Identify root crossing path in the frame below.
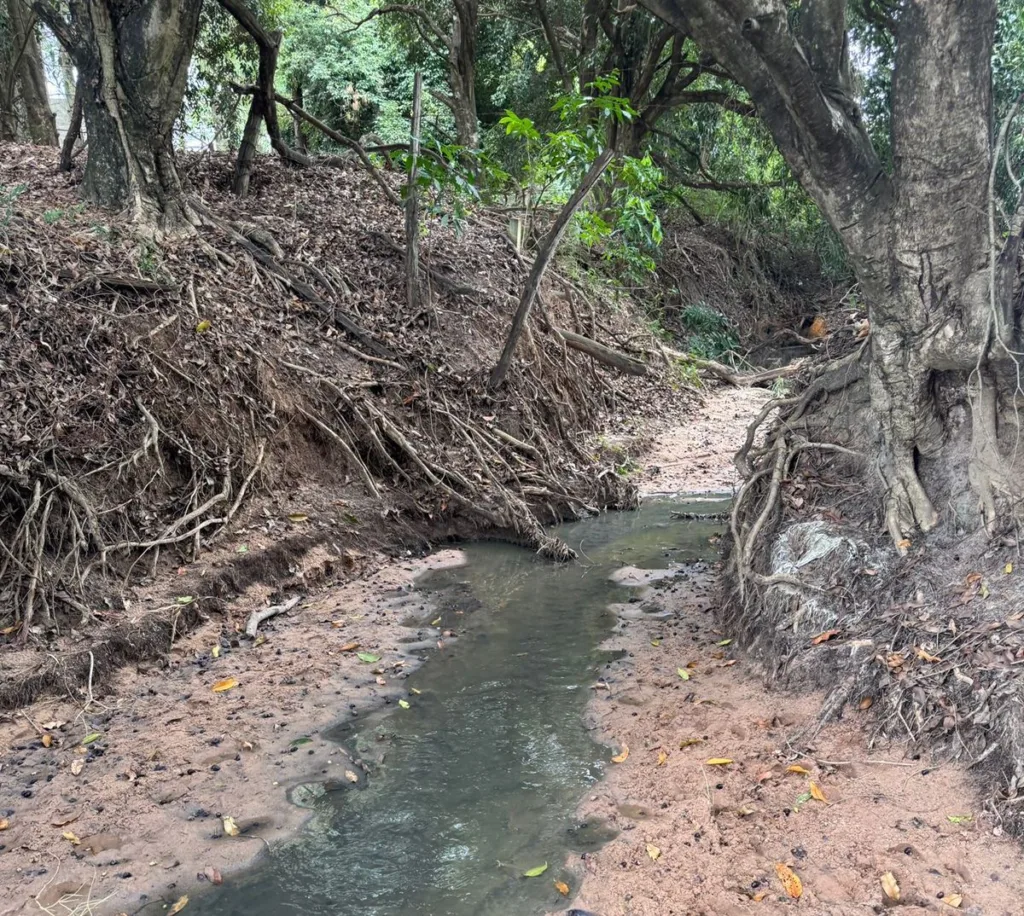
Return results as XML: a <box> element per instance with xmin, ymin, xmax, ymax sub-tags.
<box><xmin>566</xmin><ymin>388</ymin><xmax>1024</xmax><ymax>916</ymax></box>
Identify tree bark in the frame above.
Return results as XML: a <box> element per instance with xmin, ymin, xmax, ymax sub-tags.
<box><xmin>448</xmin><ymin>0</ymin><xmax>478</xmax><ymax>149</ymax></box>
<box><xmin>405</xmin><ymin>71</ymin><xmax>423</xmax><ymax>312</ymax></box>
<box><xmin>59</xmin><ymin>75</ymin><xmax>83</xmax><ymax>171</ymax></box>
<box><xmin>31</xmin><ymin>0</ymin><xmax>203</xmax><ymax>232</ymax></box>
<box><xmin>489</xmin><ymin>148</ymin><xmax>615</xmax><ymax>390</ymax></box>
<box><xmin>6</xmin><ymin>0</ymin><xmax>56</xmax><ymax>145</ymax></box>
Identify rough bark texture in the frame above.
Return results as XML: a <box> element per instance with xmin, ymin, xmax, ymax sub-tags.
<box><xmin>6</xmin><ymin>0</ymin><xmax>56</xmax><ymax>145</ymax></box>
<box><xmin>641</xmin><ymin>0</ymin><xmax>1014</xmax><ymax>548</ymax></box>
<box><xmin>58</xmin><ymin>75</ymin><xmax>82</xmax><ymax>171</ymax></box>
<box><xmin>447</xmin><ymin>0</ymin><xmax>478</xmax><ymax>149</ymax></box>
<box><xmin>31</xmin><ymin>0</ymin><xmax>202</xmax><ymax>231</ymax></box>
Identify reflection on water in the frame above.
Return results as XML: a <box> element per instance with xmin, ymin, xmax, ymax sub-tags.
<box><xmin>185</xmin><ymin>498</ymin><xmax>726</xmax><ymax>916</ymax></box>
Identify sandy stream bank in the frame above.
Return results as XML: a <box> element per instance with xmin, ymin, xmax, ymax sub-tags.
<box><xmin>2</xmin><ymin>385</ymin><xmax>1022</xmax><ymax>916</ymax></box>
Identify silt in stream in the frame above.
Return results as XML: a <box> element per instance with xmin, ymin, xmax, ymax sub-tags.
<box><xmin>183</xmin><ymin>498</ymin><xmax>726</xmax><ymax>916</ymax></box>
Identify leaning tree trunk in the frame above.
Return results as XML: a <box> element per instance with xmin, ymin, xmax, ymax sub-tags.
<box><xmin>31</xmin><ymin>0</ymin><xmax>202</xmax><ymax>232</ymax></box>
<box><xmin>6</xmin><ymin>0</ymin><xmax>57</xmax><ymax>145</ymax></box>
<box><xmin>643</xmin><ymin>0</ymin><xmax>1016</xmax><ymax>549</ymax></box>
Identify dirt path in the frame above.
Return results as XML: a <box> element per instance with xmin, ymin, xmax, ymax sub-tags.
<box><xmin>564</xmin><ymin>388</ymin><xmax>1024</xmax><ymax>915</ymax></box>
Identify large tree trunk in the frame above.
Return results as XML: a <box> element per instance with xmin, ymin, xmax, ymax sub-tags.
<box><xmin>642</xmin><ymin>0</ymin><xmax>1014</xmax><ymax>549</ymax></box>
<box><xmin>31</xmin><ymin>0</ymin><xmax>202</xmax><ymax>232</ymax></box>
<box><xmin>6</xmin><ymin>0</ymin><xmax>56</xmax><ymax>145</ymax></box>
<box><xmin>448</xmin><ymin>0</ymin><xmax>477</xmax><ymax>149</ymax></box>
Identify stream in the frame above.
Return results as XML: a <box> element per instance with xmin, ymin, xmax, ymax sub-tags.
<box><xmin>185</xmin><ymin>498</ymin><xmax>726</xmax><ymax>916</ymax></box>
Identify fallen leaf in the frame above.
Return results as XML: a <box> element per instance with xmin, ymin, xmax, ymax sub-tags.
<box><xmin>786</xmin><ymin>764</ymin><xmax>811</xmax><ymax>775</ymax></box>
<box><xmin>752</xmin><ymin>891</ymin><xmax>768</xmax><ymax>902</ymax></box>
<box><xmin>212</xmin><ymin>645</ymin><xmax>220</xmax><ymax>659</ymax></box>
<box><xmin>809</xmin><ymin>781</ymin><xmax>828</xmax><ymax>803</ymax></box>
<box><xmin>916</xmin><ymin>647</ymin><xmax>941</xmax><ymax>663</ymax></box>
<box><xmin>719</xmin><ymin>659</ymin><xmax>738</xmax><ymax>667</ymax></box>
<box><xmin>357</xmin><ymin>652</ymin><xmax>381</xmax><ymax>664</ymax></box>
<box><xmin>290</xmin><ymin>737</ymin><xmax>312</xmax><ymax>748</ymax></box>
<box><xmin>236</xmin><ymin>544</ymin><xmax>249</xmax><ymax>553</ymax></box>
<box><xmin>706</xmin><ymin>758</ymin><xmax>734</xmax><ymax>766</ymax></box>
<box><xmin>943</xmin><ymin>893</ymin><xmax>963</xmax><ymax>908</ymax></box>
<box><xmin>966</xmin><ymin>572</ymin><xmax>982</xmax><ymax>585</ymax></box>
<box><xmin>812</xmin><ymin>629</ymin><xmax>840</xmax><ymax>645</ymax></box>
<box><xmin>51</xmin><ymin>812</ymin><xmax>79</xmax><ymax>827</ymax></box>
<box><xmin>62</xmin><ymin>831</ymin><xmax>81</xmax><ymax>845</ymax></box>
<box><xmin>409</xmin><ymin>687</ymin><xmax>422</xmax><ymax>695</ymax></box>
<box><xmin>169</xmin><ymin>895</ymin><xmax>189</xmax><ymax>914</ymax></box>
<box><xmin>523</xmin><ymin>863</ymin><xmax>548</xmax><ymax>877</ymax></box>
<box><xmin>676</xmin><ymin>667</ymin><xmax>690</xmax><ymax>681</ymax></box>
<box><xmin>0</xmin><ymin>819</ymin><xmax>8</xmax><ymax>830</ymax></box>
<box><xmin>375</xmin><ymin>676</ymin><xmax>387</xmax><ymax>686</ymax></box>
<box><xmin>947</xmin><ymin>814</ymin><xmax>973</xmax><ymax>824</ymax></box>
<box><xmin>288</xmin><ymin>513</ymin><xmax>309</xmax><ymax>523</ymax></box>
<box><xmin>650</xmin><ymin>639</ymin><xmax>661</xmax><ymax>647</ymax></box>
<box><xmin>859</xmin><ymin>697</ymin><xmax>874</xmax><ymax>710</ymax></box>
<box><xmin>195</xmin><ymin>319</ymin><xmax>211</xmax><ymax>333</ymax></box>
<box><xmin>881</xmin><ymin>871</ymin><xmax>900</xmax><ymax>901</ymax></box>
<box><xmin>222</xmin><ymin>816</ymin><xmax>240</xmax><ymax>837</ymax></box>
<box><xmin>554</xmin><ymin>880</ymin><xmax>570</xmax><ymax>896</ymax></box>
<box><xmin>679</xmin><ymin>738</ymin><xmax>703</xmax><ymax>748</ymax></box>
<box><xmin>340</xmin><ymin>642</ymin><xmax>359</xmax><ymax>651</ymax></box>
<box><xmin>41</xmin><ymin>734</ymin><xmax>52</xmax><ymax>748</ymax></box>
<box><xmin>82</xmin><ymin>732</ymin><xmax>101</xmax><ymax>745</ymax></box>
<box><xmin>717</xmin><ymin>638</ymin><xmax>733</xmax><ymax>646</ymax></box>
<box><xmin>646</xmin><ymin>843</ymin><xmax>661</xmax><ymax>860</ymax></box>
<box><xmin>795</xmin><ymin>791</ymin><xmax>813</xmax><ymax>806</ymax></box>
<box><xmin>344</xmin><ymin>770</ymin><xmax>359</xmax><ymax>783</ymax></box>
<box><xmin>204</xmin><ymin>867</ymin><xmax>223</xmax><ymax>885</ymax></box>
<box><xmin>981</xmin><ymin>582</ymin><xmax>991</xmax><ymax>599</ymax></box>
<box><xmin>398</xmin><ymin>699</ymin><xmax>410</xmax><ymax>709</ymax></box>
<box><xmin>212</xmin><ymin>677</ymin><xmax>239</xmax><ymax>693</ymax></box>
<box><xmin>1005</xmin><ymin>563</ymin><xmax>1014</xmax><ymax>575</ymax></box>
<box><xmin>176</xmin><ymin>595</ymin><xmax>194</xmax><ymax>605</ymax></box>
<box><xmin>897</xmin><ymin>538</ymin><xmax>911</xmax><ymax>550</ymax></box>
<box><xmin>430</xmin><ymin>617</ymin><xmax>442</xmax><ymax>626</ymax></box>
<box><xmin>775</xmin><ymin>863</ymin><xmax>803</xmax><ymax>898</ymax></box>
<box><xmin>611</xmin><ymin>744</ymin><xmax>630</xmax><ymax>763</ymax></box>
<box><xmin>70</xmin><ymin>759</ymin><xmax>84</xmax><ymax>776</ymax></box>
<box><xmin>737</xmin><ymin>805</ymin><xmax>756</xmax><ymax>817</ymax></box>
<box><xmin>656</xmin><ymin>750</ymin><xmax>668</xmax><ymax>766</ymax></box>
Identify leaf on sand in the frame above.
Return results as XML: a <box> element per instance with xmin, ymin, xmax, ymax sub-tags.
<box><xmin>859</xmin><ymin>696</ymin><xmax>874</xmax><ymax>710</ymax></box>
<box><xmin>376</xmin><ymin>675</ymin><xmax>387</xmax><ymax>686</ymax></box>
<box><xmin>176</xmin><ymin>595</ymin><xmax>194</xmax><ymax>605</ymax></box>
<box><xmin>288</xmin><ymin>513</ymin><xmax>309</xmax><ymax>523</ymax></box>
<box><xmin>656</xmin><ymin>750</ymin><xmax>668</xmax><ymax>766</ymax></box>
<box><xmin>222</xmin><ymin>816</ymin><xmax>240</xmax><ymax>837</ymax></box>
<box><xmin>752</xmin><ymin>891</ymin><xmax>768</xmax><ymax>902</ymax></box>
<box><xmin>717</xmin><ymin>638</ymin><xmax>733</xmax><ymax>646</ymax></box>
<box><xmin>523</xmin><ymin>863</ymin><xmax>548</xmax><ymax>877</ymax></box>
<box><xmin>62</xmin><ymin>831</ymin><xmax>81</xmax><ymax>845</ymax></box>
<box><xmin>430</xmin><ymin>617</ymin><xmax>442</xmax><ymax>626</ymax></box>
<box><xmin>775</xmin><ymin>863</ymin><xmax>803</xmax><ymax>898</ymax></box>
<box><xmin>554</xmin><ymin>880</ymin><xmax>570</xmax><ymax>896</ymax></box>
<box><xmin>880</xmin><ymin>871</ymin><xmax>900</xmax><ymax>901</ymax></box>
<box><xmin>70</xmin><ymin>759</ymin><xmax>84</xmax><ymax>776</ymax></box>
<box><xmin>0</xmin><ymin>819</ymin><xmax>7</xmax><ymax>831</ymax></box>
<box><xmin>809</xmin><ymin>781</ymin><xmax>828</xmax><ymax>803</ymax></box>
<box><xmin>409</xmin><ymin>687</ymin><xmax>422</xmax><ymax>695</ymax></box>
<box><xmin>646</xmin><ymin>843</ymin><xmax>661</xmax><ymax>861</ymax></box>
<box><xmin>41</xmin><ymin>733</ymin><xmax>52</xmax><ymax>748</ymax></box>
<box><xmin>82</xmin><ymin>732</ymin><xmax>102</xmax><ymax>745</ymax></box>
<box><xmin>357</xmin><ymin>652</ymin><xmax>381</xmax><ymax>663</ymax></box>
<box><xmin>650</xmin><ymin>639</ymin><xmax>661</xmax><ymax>647</ymax></box>
<box><xmin>786</xmin><ymin>764</ymin><xmax>811</xmax><ymax>775</ymax></box>
<box><xmin>212</xmin><ymin>645</ymin><xmax>220</xmax><ymax>659</ymax></box>
<box><xmin>676</xmin><ymin>667</ymin><xmax>690</xmax><ymax>680</ymax></box>
<box><xmin>1005</xmin><ymin>563</ymin><xmax>1014</xmax><ymax>575</ymax></box>
<box><xmin>916</xmin><ymin>646</ymin><xmax>941</xmax><ymax>663</ymax></box>
<box><xmin>811</xmin><ymin>629</ymin><xmax>840</xmax><ymax>645</ymax></box>
<box><xmin>340</xmin><ymin>642</ymin><xmax>360</xmax><ymax>652</ymax></box>
<box><xmin>947</xmin><ymin>814</ymin><xmax>973</xmax><ymax>824</ymax></box>
<box><xmin>212</xmin><ymin>677</ymin><xmax>239</xmax><ymax>693</ymax></box>
<box><xmin>398</xmin><ymin>699</ymin><xmax>410</xmax><ymax>709</ymax></box>
<box><xmin>169</xmin><ymin>895</ymin><xmax>189</xmax><ymax>914</ymax></box>
<box><xmin>943</xmin><ymin>893</ymin><xmax>963</xmax><ymax>908</ymax></box>
<box><xmin>344</xmin><ymin>770</ymin><xmax>359</xmax><ymax>783</ymax></box>
<box><xmin>204</xmin><ymin>867</ymin><xmax>223</xmax><ymax>886</ymax></box>
<box><xmin>705</xmin><ymin>758</ymin><xmax>733</xmax><ymax>766</ymax></box>
<box><xmin>611</xmin><ymin>744</ymin><xmax>629</xmax><ymax>763</ymax></box>
<box><xmin>679</xmin><ymin>737</ymin><xmax>703</xmax><ymax>749</ymax></box>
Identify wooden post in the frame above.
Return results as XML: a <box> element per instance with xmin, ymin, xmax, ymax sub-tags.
<box><xmin>488</xmin><ymin>148</ymin><xmax>614</xmax><ymax>390</ymax></box>
<box><xmin>406</xmin><ymin>71</ymin><xmax>424</xmax><ymax>312</ymax></box>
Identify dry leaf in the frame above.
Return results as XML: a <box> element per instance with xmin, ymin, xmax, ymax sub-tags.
<box><xmin>705</xmin><ymin>758</ymin><xmax>734</xmax><ymax>766</ymax></box>
<box><xmin>0</xmin><ymin>819</ymin><xmax>8</xmax><ymax>831</ymax></box>
<box><xmin>169</xmin><ymin>895</ymin><xmax>189</xmax><ymax>914</ymax></box>
<box><xmin>737</xmin><ymin>805</ymin><xmax>756</xmax><ymax>817</ymax></box>
<box><xmin>646</xmin><ymin>843</ymin><xmax>661</xmax><ymax>861</ymax></box>
<box><xmin>775</xmin><ymin>863</ymin><xmax>803</xmax><ymax>899</ymax></box>
<box><xmin>204</xmin><ymin>866</ymin><xmax>223</xmax><ymax>885</ymax></box>
<box><xmin>943</xmin><ymin>893</ymin><xmax>963</xmax><ymax>908</ymax></box>
<box><xmin>859</xmin><ymin>696</ymin><xmax>874</xmax><ymax>710</ymax></box>
<box><xmin>41</xmin><ymin>733</ymin><xmax>52</xmax><ymax>748</ymax></box>
<box><xmin>345</xmin><ymin>770</ymin><xmax>359</xmax><ymax>783</ymax></box>
<box><xmin>656</xmin><ymin>750</ymin><xmax>668</xmax><ymax>766</ymax></box>
<box><xmin>554</xmin><ymin>880</ymin><xmax>570</xmax><ymax>896</ymax></box>
<box><xmin>811</xmin><ymin>629</ymin><xmax>840</xmax><ymax>645</ymax></box>
<box><xmin>752</xmin><ymin>891</ymin><xmax>768</xmax><ymax>902</ymax></box>
<box><xmin>881</xmin><ymin>871</ymin><xmax>900</xmax><ymax>901</ymax></box>
<box><xmin>340</xmin><ymin>641</ymin><xmax>359</xmax><ymax>651</ymax></box>
<box><xmin>786</xmin><ymin>764</ymin><xmax>811</xmax><ymax>775</ymax></box>
<box><xmin>376</xmin><ymin>676</ymin><xmax>387</xmax><ymax>686</ymax></box>
<box><xmin>212</xmin><ymin>677</ymin><xmax>239</xmax><ymax>693</ymax></box>
<box><xmin>897</xmin><ymin>538</ymin><xmax>911</xmax><ymax>550</ymax></box>
<box><xmin>809</xmin><ymin>781</ymin><xmax>828</xmax><ymax>803</ymax></box>
<box><xmin>611</xmin><ymin>744</ymin><xmax>629</xmax><ymax>764</ymax></box>
<box><xmin>222</xmin><ymin>816</ymin><xmax>240</xmax><ymax>837</ymax></box>
<box><xmin>966</xmin><ymin>572</ymin><xmax>982</xmax><ymax>585</ymax></box>
<box><xmin>211</xmin><ymin>645</ymin><xmax>220</xmax><ymax>659</ymax></box>
<box><xmin>679</xmin><ymin>737</ymin><xmax>703</xmax><ymax>749</ymax></box>
<box><xmin>70</xmin><ymin>758</ymin><xmax>84</xmax><ymax>776</ymax></box>
<box><xmin>62</xmin><ymin>831</ymin><xmax>81</xmax><ymax>845</ymax></box>
<box><xmin>287</xmin><ymin>513</ymin><xmax>309</xmax><ymax>523</ymax></box>
<box><xmin>916</xmin><ymin>647</ymin><xmax>941</xmax><ymax>663</ymax></box>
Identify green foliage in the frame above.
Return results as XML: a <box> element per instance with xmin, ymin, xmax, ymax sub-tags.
<box><xmin>0</xmin><ymin>184</ymin><xmax>25</xmax><ymax>227</ymax></box>
<box><xmin>678</xmin><ymin>303</ymin><xmax>738</xmax><ymax>360</ymax></box>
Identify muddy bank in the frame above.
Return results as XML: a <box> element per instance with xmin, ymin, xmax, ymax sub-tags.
<box><xmin>0</xmin><ymin>549</ymin><xmax>465</xmax><ymax>916</ymax></box>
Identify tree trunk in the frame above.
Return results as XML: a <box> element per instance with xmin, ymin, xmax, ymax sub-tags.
<box><xmin>643</xmin><ymin>0</ymin><xmax>1014</xmax><ymax>548</ymax></box>
<box><xmin>32</xmin><ymin>0</ymin><xmax>203</xmax><ymax>232</ymax></box>
<box><xmin>448</xmin><ymin>0</ymin><xmax>477</xmax><ymax>149</ymax></box>
<box><xmin>59</xmin><ymin>75</ymin><xmax>83</xmax><ymax>171</ymax></box>
<box><xmin>6</xmin><ymin>0</ymin><xmax>56</xmax><ymax>145</ymax></box>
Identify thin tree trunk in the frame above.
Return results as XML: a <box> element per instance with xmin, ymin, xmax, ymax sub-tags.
<box><xmin>405</xmin><ymin>71</ymin><xmax>423</xmax><ymax>312</ymax></box>
<box><xmin>535</xmin><ymin>0</ymin><xmax>571</xmax><ymax>93</ymax></box>
<box><xmin>489</xmin><ymin>148</ymin><xmax>614</xmax><ymax>390</ymax></box>
<box><xmin>292</xmin><ymin>82</ymin><xmax>307</xmax><ymax>154</ymax></box>
<box><xmin>59</xmin><ymin>76</ymin><xmax>82</xmax><ymax>171</ymax></box>
<box><xmin>7</xmin><ymin>0</ymin><xmax>56</xmax><ymax>145</ymax></box>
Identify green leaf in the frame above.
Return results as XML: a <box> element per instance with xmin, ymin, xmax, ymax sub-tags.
<box><xmin>677</xmin><ymin>667</ymin><xmax>690</xmax><ymax>680</ymax></box>
<box><xmin>291</xmin><ymin>736</ymin><xmax>312</xmax><ymax>747</ymax></box>
<box><xmin>717</xmin><ymin>639</ymin><xmax>733</xmax><ymax>647</ymax></box>
<box><xmin>236</xmin><ymin>545</ymin><xmax>249</xmax><ymax>553</ymax></box>
<box><xmin>947</xmin><ymin>814</ymin><xmax>973</xmax><ymax>824</ymax></box>
<box><xmin>176</xmin><ymin>596</ymin><xmax>194</xmax><ymax>605</ymax></box>
<box><xmin>357</xmin><ymin>652</ymin><xmax>381</xmax><ymax>663</ymax></box>
<box><xmin>82</xmin><ymin>733</ymin><xmax>102</xmax><ymax>745</ymax></box>
<box><xmin>398</xmin><ymin>699</ymin><xmax>410</xmax><ymax>709</ymax></box>
<box><xmin>523</xmin><ymin>863</ymin><xmax>548</xmax><ymax>877</ymax></box>
<box><xmin>195</xmin><ymin>319</ymin><xmax>212</xmax><ymax>333</ymax></box>
<box><xmin>794</xmin><ymin>792</ymin><xmax>812</xmax><ymax>805</ymax></box>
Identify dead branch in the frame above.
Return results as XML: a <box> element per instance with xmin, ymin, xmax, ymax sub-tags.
<box><xmin>245</xmin><ymin>595</ymin><xmax>301</xmax><ymax>638</ymax></box>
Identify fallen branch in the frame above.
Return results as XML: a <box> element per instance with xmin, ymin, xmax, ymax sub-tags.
<box><xmin>245</xmin><ymin>595</ymin><xmax>301</xmax><ymax>638</ymax></box>
<box><xmin>552</xmin><ymin>326</ymin><xmax>648</xmax><ymax>376</ymax></box>
<box><xmin>663</xmin><ymin>346</ymin><xmax>805</xmax><ymax>386</ymax></box>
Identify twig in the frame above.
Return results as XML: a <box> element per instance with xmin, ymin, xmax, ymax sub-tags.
<box><xmin>245</xmin><ymin>595</ymin><xmax>301</xmax><ymax>638</ymax></box>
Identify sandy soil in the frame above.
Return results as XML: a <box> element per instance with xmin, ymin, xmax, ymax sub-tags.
<box><xmin>640</xmin><ymin>386</ymin><xmax>773</xmax><ymax>495</ymax></box>
<box><xmin>558</xmin><ymin>387</ymin><xmax>1024</xmax><ymax>915</ymax></box>
<box><xmin>0</xmin><ymin>549</ymin><xmax>465</xmax><ymax>916</ymax></box>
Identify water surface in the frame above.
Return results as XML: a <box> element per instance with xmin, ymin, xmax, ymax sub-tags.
<box><xmin>186</xmin><ymin>498</ymin><xmax>726</xmax><ymax>916</ymax></box>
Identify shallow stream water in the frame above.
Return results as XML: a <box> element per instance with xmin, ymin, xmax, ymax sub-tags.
<box><xmin>185</xmin><ymin>498</ymin><xmax>726</xmax><ymax>916</ymax></box>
